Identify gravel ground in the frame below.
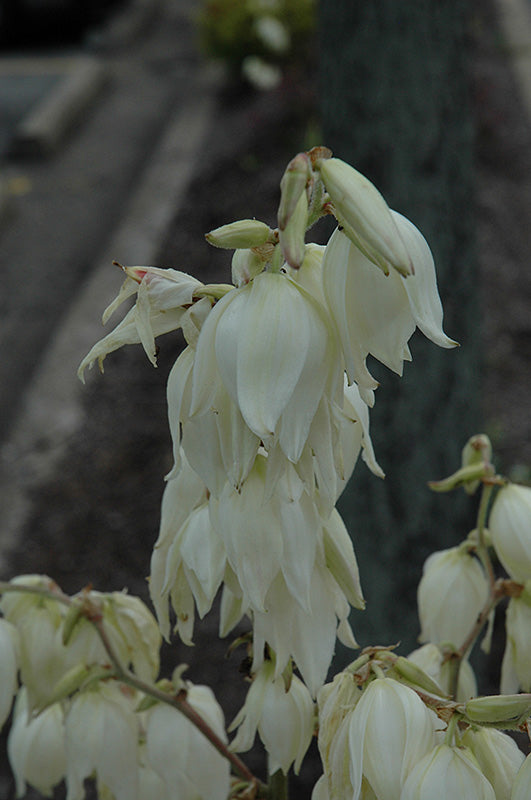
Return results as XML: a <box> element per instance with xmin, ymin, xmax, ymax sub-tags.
<box><xmin>1</xmin><ymin>1</ymin><xmax>531</xmax><ymax>796</ymax></box>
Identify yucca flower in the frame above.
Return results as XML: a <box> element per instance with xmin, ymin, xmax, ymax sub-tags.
<box><xmin>400</xmin><ymin>743</ymin><xmax>496</xmax><ymax>800</ymax></box>
<box><xmin>229</xmin><ymin>658</ymin><xmax>314</xmax><ymax>775</ymax></box>
<box><xmin>489</xmin><ymin>482</ymin><xmax>531</xmax><ymax>583</ymax></box>
<box><xmin>417</xmin><ymin>546</ymin><xmax>488</xmax><ymax>648</ymax></box>
<box><xmin>500</xmin><ymin>597</ymin><xmax>531</xmax><ymax>693</ymax></box>
<box><xmin>78</xmin><ymin>265</ymin><xmax>205</xmax><ymax>378</ymax></box>
<box><xmin>461</xmin><ymin>726</ymin><xmax>524</xmax><ymax>800</ymax></box>
<box><xmin>321</xmin><ymin>216</ymin><xmax>456</xmax><ymax>391</ymax></box>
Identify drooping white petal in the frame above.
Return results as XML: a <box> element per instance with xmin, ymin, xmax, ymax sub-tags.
<box><xmin>179</xmin><ymin>505</ymin><xmax>226</xmax><ymax>618</ymax></box>
<box><xmin>391</xmin><ymin>211</ymin><xmax>457</xmax><ymax>349</ymax></box>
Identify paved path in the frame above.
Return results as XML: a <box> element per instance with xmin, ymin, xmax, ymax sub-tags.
<box><xmin>0</xmin><ymin>0</ymin><xmax>221</xmax><ymax>555</ymax></box>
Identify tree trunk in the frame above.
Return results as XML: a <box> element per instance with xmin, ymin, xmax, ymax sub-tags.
<box><xmin>319</xmin><ymin>0</ymin><xmax>479</xmax><ymax>655</ymax></box>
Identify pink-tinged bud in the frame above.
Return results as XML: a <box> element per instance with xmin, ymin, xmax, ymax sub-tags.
<box><xmin>205</xmin><ymin>219</ymin><xmax>272</xmax><ymax>249</ymax></box>
<box><xmin>278</xmin><ymin>152</ymin><xmax>311</xmax><ymax>230</ymax></box>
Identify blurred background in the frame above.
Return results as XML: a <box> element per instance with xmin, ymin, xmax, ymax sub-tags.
<box><xmin>0</xmin><ymin>0</ymin><xmax>530</xmax><ymax>796</ymax></box>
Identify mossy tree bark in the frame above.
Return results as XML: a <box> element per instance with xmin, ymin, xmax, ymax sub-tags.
<box><xmin>319</xmin><ymin>1</ymin><xmax>479</xmax><ymax>655</ymax></box>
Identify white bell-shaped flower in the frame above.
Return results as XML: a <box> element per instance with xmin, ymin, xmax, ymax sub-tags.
<box><xmin>489</xmin><ymin>483</ymin><xmax>531</xmax><ymax>583</ymax></box>
<box><xmin>400</xmin><ymin>743</ymin><xmax>496</xmax><ymax>799</ymax></box>
<box><xmin>461</xmin><ymin>726</ymin><xmax>524</xmax><ymax>800</ymax></box>
<box><xmin>78</xmin><ymin>266</ymin><xmax>204</xmax><ymax>378</ymax></box>
<box><xmin>0</xmin><ymin>618</ymin><xmax>19</xmax><ymax>730</ymax></box>
<box><xmin>501</xmin><ymin>597</ymin><xmax>531</xmax><ymax>693</ymax></box>
<box><xmin>417</xmin><ymin>545</ymin><xmax>489</xmax><ymax>648</ymax></box>
<box><xmin>209</xmin><ymin>454</ymin><xmax>321</xmax><ymax>614</ymax></box>
<box><xmin>191</xmin><ymin>270</ymin><xmax>342</xmax><ymax>463</ymax></box>
<box><xmin>512</xmin><ymin>752</ymin><xmax>531</xmax><ymax>800</ymax></box>
<box><xmin>8</xmin><ymin>688</ymin><xmax>66</xmax><ymax>798</ymax></box>
<box><xmin>348</xmin><ymin>677</ymin><xmax>436</xmax><ymax>800</ymax></box>
<box><xmin>149</xmin><ymin>454</ymin><xmax>223</xmax><ymax>644</ymax></box>
<box><xmin>146</xmin><ymin>684</ymin><xmax>230</xmax><ymax>800</ymax></box>
<box><xmin>65</xmin><ymin>682</ymin><xmax>139</xmax><ymax>800</ymax></box>
<box><xmin>229</xmin><ymin>658</ymin><xmax>314</xmax><ymax>775</ymax></box>
<box><xmin>322</xmin><ymin>220</ymin><xmax>456</xmax><ymax>390</ymax></box>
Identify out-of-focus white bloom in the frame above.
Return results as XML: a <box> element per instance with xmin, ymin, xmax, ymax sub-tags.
<box><xmin>501</xmin><ymin>597</ymin><xmax>531</xmax><ymax>693</ymax></box>
<box><xmin>417</xmin><ymin>546</ymin><xmax>489</xmax><ymax>648</ymax></box>
<box><xmin>242</xmin><ymin>55</ymin><xmax>282</xmax><ymax>90</ymax></box>
<box><xmin>512</xmin><ymin>752</ymin><xmax>531</xmax><ymax>800</ymax></box>
<box><xmin>407</xmin><ymin>643</ymin><xmax>477</xmax><ymax>702</ymax></box>
<box><xmin>191</xmin><ymin>270</ymin><xmax>342</xmax><ymax>464</ymax></box>
<box><xmin>461</xmin><ymin>726</ymin><xmax>524</xmax><ymax>800</ymax></box>
<box><xmin>321</xmin><ymin>221</ymin><xmax>456</xmax><ymax>391</ymax></box>
<box><xmin>348</xmin><ymin>677</ymin><xmax>436</xmax><ymax>800</ymax></box>
<box><xmin>65</xmin><ymin>682</ymin><xmax>139</xmax><ymax>800</ymax></box>
<box><xmin>146</xmin><ymin>684</ymin><xmax>230</xmax><ymax>800</ymax></box>
<box><xmin>317</xmin><ymin>157</ymin><xmax>413</xmax><ymax>277</ymax></box>
<box><xmin>254</xmin><ymin>15</ymin><xmax>290</xmax><ymax>53</ymax></box>
<box><xmin>400</xmin><ymin>743</ymin><xmax>496</xmax><ymax>799</ymax></box>
<box><xmin>489</xmin><ymin>483</ymin><xmax>531</xmax><ymax>583</ymax></box>
<box><xmin>8</xmin><ymin>688</ymin><xmax>66</xmax><ymax>798</ymax></box>
<box><xmin>229</xmin><ymin>658</ymin><xmax>314</xmax><ymax>774</ymax></box>
<box><xmin>0</xmin><ymin>618</ymin><xmax>19</xmax><ymax>729</ymax></box>
<box><xmin>78</xmin><ymin>266</ymin><xmax>205</xmax><ymax>378</ymax></box>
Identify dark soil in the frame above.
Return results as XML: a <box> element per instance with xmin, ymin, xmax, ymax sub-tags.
<box><xmin>2</xmin><ymin>1</ymin><xmax>531</xmax><ymax>797</ymax></box>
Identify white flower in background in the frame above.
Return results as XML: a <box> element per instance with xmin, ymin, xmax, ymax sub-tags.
<box><xmin>146</xmin><ymin>684</ymin><xmax>230</xmax><ymax>800</ymax></box>
<box><xmin>321</xmin><ymin>219</ymin><xmax>456</xmax><ymax>392</ymax></box>
<box><xmin>242</xmin><ymin>55</ymin><xmax>282</xmax><ymax>90</ymax></box>
<box><xmin>461</xmin><ymin>726</ymin><xmax>524</xmax><ymax>800</ymax></box>
<box><xmin>316</xmin><ymin>156</ymin><xmax>414</xmax><ymax>277</ymax></box>
<box><xmin>417</xmin><ymin>545</ymin><xmax>488</xmax><ymax>648</ymax></box>
<box><xmin>501</xmin><ymin>597</ymin><xmax>531</xmax><ymax>693</ymax></box>
<box><xmin>400</xmin><ymin>743</ymin><xmax>496</xmax><ymax>800</ymax></box>
<box><xmin>0</xmin><ymin>618</ymin><xmax>19</xmax><ymax>729</ymax></box>
<box><xmin>347</xmin><ymin>677</ymin><xmax>436</xmax><ymax>800</ymax></box>
<box><xmin>78</xmin><ymin>265</ymin><xmax>205</xmax><ymax>378</ymax></box>
<box><xmin>65</xmin><ymin>682</ymin><xmax>139</xmax><ymax>800</ymax></box>
<box><xmin>407</xmin><ymin>643</ymin><xmax>477</xmax><ymax>702</ymax></box>
<box><xmin>8</xmin><ymin>688</ymin><xmax>66</xmax><ymax>798</ymax></box>
<box><xmin>254</xmin><ymin>15</ymin><xmax>290</xmax><ymax>53</ymax></box>
<box><xmin>512</xmin><ymin>752</ymin><xmax>531</xmax><ymax>800</ymax></box>
<box><xmin>191</xmin><ymin>270</ymin><xmax>342</xmax><ymax>464</ymax></box>
<box><xmin>229</xmin><ymin>658</ymin><xmax>314</xmax><ymax>774</ymax></box>
<box><xmin>489</xmin><ymin>482</ymin><xmax>531</xmax><ymax>583</ymax></box>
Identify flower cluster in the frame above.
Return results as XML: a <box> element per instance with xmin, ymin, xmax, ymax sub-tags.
<box><xmin>314</xmin><ymin>657</ymin><xmax>528</xmax><ymax>800</ymax></box>
<box><xmin>0</xmin><ymin>576</ymin><xmax>230</xmax><ymax>799</ymax></box>
<box><xmin>78</xmin><ymin>148</ymin><xmax>454</xmax><ymax>709</ymax></box>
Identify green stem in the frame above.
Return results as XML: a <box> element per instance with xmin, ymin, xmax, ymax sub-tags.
<box><xmin>476</xmin><ymin>483</ymin><xmax>496</xmax><ymax>590</ymax></box>
<box><xmin>268</xmin><ymin>769</ymin><xmax>289</xmax><ymax>800</ymax></box>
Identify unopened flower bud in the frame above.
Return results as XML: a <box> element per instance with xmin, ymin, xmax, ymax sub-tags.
<box><xmin>205</xmin><ymin>219</ymin><xmax>272</xmax><ymax>249</ymax></box>
<box><xmin>461</xmin><ymin>434</ymin><xmax>493</xmax><ymax>495</ymax></box>
<box><xmin>489</xmin><ymin>483</ymin><xmax>531</xmax><ymax>582</ymax></box>
<box><xmin>231</xmin><ymin>248</ymin><xmax>264</xmax><ymax>286</ymax></box>
<box><xmin>279</xmin><ymin>189</ymin><xmax>308</xmax><ymax>268</ymax></box>
<box><xmin>316</xmin><ymin>157</ymin><xmax>413</xmax><ymax>276</ymax></box>
<box><xmin>463</xmin><ymin>693</ymin><xmax>531</xmax><ymax>728</ymax></box>
<box><xmin>417</xmin><ymin>546</ymin><xmax>488</xmax><ymax>648</ymax></box>
<box><xmin>278</xmin><ymin>152</ymin><xmax>311</xmax><ymax>230</ymax></box>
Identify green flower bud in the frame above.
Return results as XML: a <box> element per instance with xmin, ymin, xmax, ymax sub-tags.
<box><xmin>205</xmin><ymin>219</ymin><xmax>272</xmax><ymax>249</ymax></box>
<box><xmin>463</xmin><ymin>693</ymin><xmax>531</xmax><ymax>728</ymax></box>
<box><xmin>278</xmin><ymin>152</ymin><xmax>311</xmax><ymax>230</ymax></box>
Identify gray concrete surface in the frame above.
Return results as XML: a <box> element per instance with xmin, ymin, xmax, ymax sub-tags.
<box><xmin>0</xmin><ymin>0</ymin><xmax>222</xmax><ymax>557</ymax></box>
